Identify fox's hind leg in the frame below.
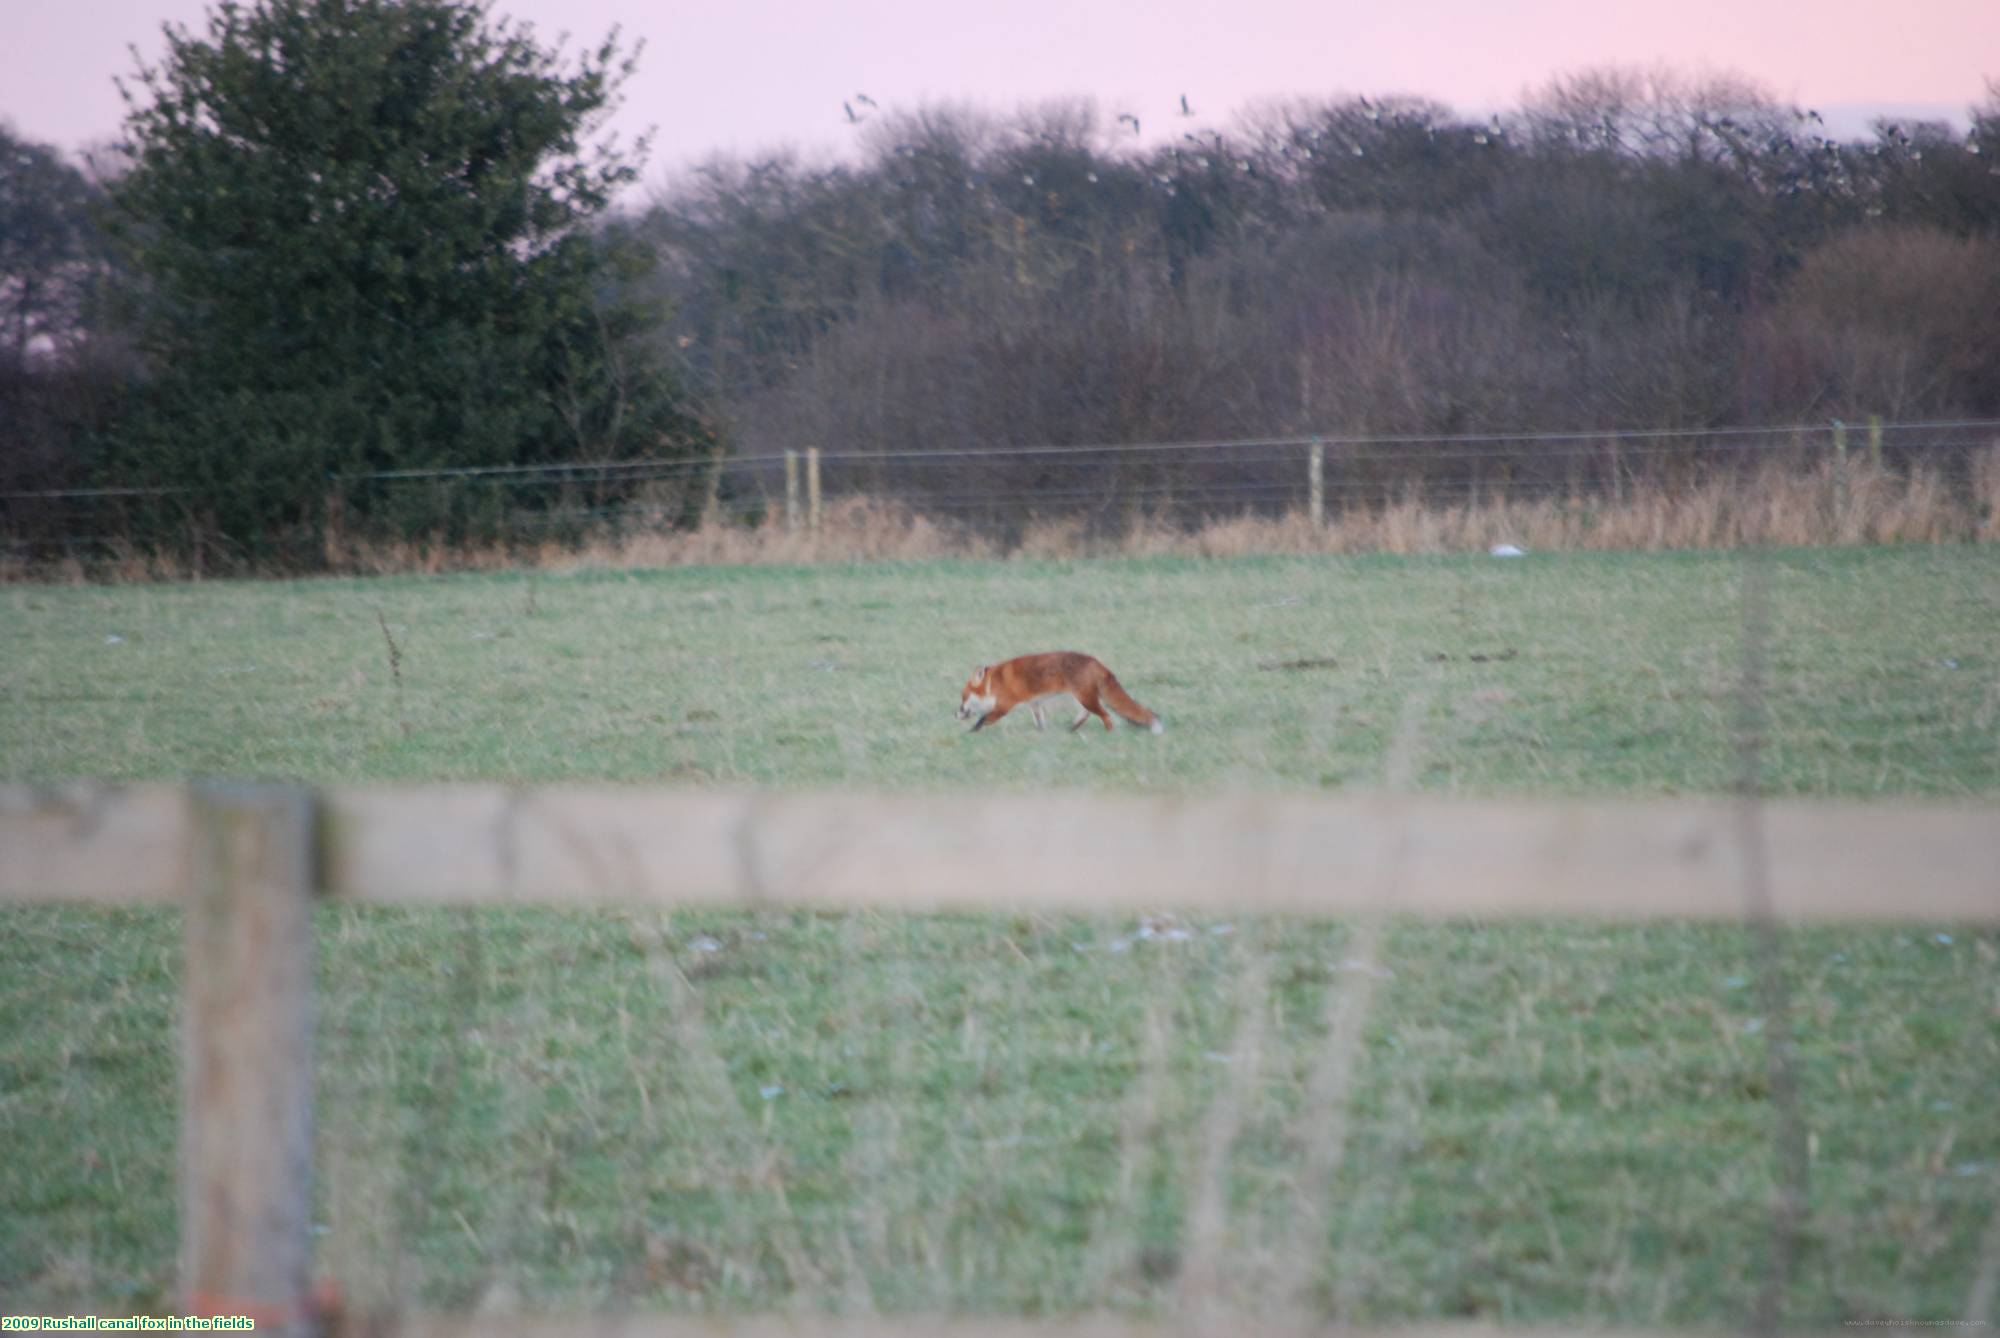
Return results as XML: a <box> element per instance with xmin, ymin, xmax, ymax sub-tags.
<box><xmin>1031</xmin><ymin>700</ymin><xmax>1047</xmax><ymax>731</ymax></box>
<box><xmin>1069</xmin><ymin>689</ymin><xmax>1114</xmax><ymax>732</ymax></box>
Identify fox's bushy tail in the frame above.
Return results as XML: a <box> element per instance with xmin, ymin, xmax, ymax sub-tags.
<box><xmin>1102</xmin><ymin>674</ymin><xmax>1164</xmax><ymax>734</ymax></box>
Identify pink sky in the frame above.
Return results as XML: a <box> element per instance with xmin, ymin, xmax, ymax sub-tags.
<box><xmin>5</xmin><ymin>0</ymin><xmax>1993</xmax><ymax>195</ymax></box>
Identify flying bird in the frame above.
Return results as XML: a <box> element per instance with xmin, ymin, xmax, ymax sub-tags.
<box><xmin>1180</xmin><ymin>94</ymin><xmax>1193</xmax><ymax>117</ymax></box>
<box><xmin>855</xmin><ymin>93</ymin><xmax>876</xmax><ymax>109</ymax></box>
<box><xmin>1118</xmin><ymin>113</ymin><xmax>1141</xmax><ymax>136</ymax></box>
<box><xmin>843</xmin><ymin>101</ymin><xmax>859</xmax><ymax>123</ymax></box>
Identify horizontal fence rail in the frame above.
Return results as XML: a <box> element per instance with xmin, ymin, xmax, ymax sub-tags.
<box><xmin>4</xmin><ymin>784</ymin><xmax>1997</xmax><ymax>920</ymax></box>
<box><xmin>351</xmin><ymin>1320</ymin><xmax>1862</xmax><ymax>1338</ymax></box>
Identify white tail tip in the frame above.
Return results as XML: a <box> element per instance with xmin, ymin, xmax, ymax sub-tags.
<box><xmin>1150</xmin><ymin>719</ymin><xmax>1164</xmax><ymax>735</ymax></box>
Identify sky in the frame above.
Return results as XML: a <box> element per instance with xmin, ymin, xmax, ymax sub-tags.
<box><xmin>4</xmin><ymin>0</ymin><xmax>1994</xmax><ymax>198</ymax></box>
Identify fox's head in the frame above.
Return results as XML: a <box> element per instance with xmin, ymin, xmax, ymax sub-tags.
<box><xmin>957</xmin><ymin>665</ymin><xmax>995</xmax><ymax>721</ymax></box>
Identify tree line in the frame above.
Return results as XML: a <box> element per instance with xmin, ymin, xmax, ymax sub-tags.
<box><xmin>640</xmin><ymin>71</ymin><xmax>2000</xmax><ymax>468</ymax></box>
<box><xmin>3</xmin><ymin>1</ymin><xmax>1997</xmax><ymax>567</ymax></box>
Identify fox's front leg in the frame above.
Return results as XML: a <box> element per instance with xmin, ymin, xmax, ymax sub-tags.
<box><xmin>1031</xmin><ymin>701</ymin><xmax>1047</xmax><ymax>731</ymax></box>
<box><xmin>970</xmin><ymin>702</ymin><xmax>1015</xmax><ymax>733</ymax></box>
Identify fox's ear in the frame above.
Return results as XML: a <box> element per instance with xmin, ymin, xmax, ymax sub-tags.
<box><xmin>973</xmin><ymin>665</ymin><xmax>988</xmax><ymax>683</ymax></box>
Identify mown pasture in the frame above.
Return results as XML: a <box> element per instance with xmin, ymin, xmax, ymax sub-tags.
<box><xmin>3</xmin><ymin>546</ymin><xmax>1997</xmax><ymax>1319</ymax></box>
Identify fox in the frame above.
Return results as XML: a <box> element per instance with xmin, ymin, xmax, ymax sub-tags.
<box><xmin>956</xmin><ymin>651</ymin><xmax>1164</xmax><ymax>735</ymax></box>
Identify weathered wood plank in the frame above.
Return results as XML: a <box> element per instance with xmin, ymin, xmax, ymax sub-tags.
<box><xmin>5</xmin><ymin>783</ymin><xmax>1995</xmax><ymax>920</ymax></box>
<box><xmin>319</xmin><ymin>787</ymin><xmax>2000</xmax><ymax>921</ymax></box>
<box><xmin>341</xmin><ymin>1316</ymin><xmax>1855</xmax><ymax>1338</ymax></box>
<box><xmin>0</xmin><ymin>783</ymin><xmax>190</xmax><ymax>903</ymax></box>
<box><xmin>181</xmin><ymin>784</ymin><xmax>317</xmax><ymax>1336</ymax></box>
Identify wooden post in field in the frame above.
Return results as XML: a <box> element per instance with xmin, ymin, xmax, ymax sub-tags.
<box><xmin>784</xmin><ymin>449</ymin><xmax>799</xmax><ymax>533</ymax></box>
<box><xmin>1867</xmin><ymin>415</ymin><xmax>1883</xmax><ymax>471</ymax></box>
<box><xmin>1308</xmin><ymin>439</ymin><xmax>1325</xmax><ymax>527</ymax></box>
<box><xmin>1831</xmin><ymin>419</ymin><xmax>1848</xmax><ymax>520</ymax></box>
<box><xmin>807</xmin><ymin>446</ymin><xmax>822</xmax><ymax>533</ymax></box>
<box><xmin>183</xmin><ymin>784</ymin><xmax>317</xmax><ymax>1335</ymax></box>
<box><xmin>702</xmin><ymin>443</ymin><xmax>725</xmax><ymax>520</ymax></box>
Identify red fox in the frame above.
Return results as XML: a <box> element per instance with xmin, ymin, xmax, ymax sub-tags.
<box><xmin>957</xmin><ymin>651</ymin><xmax>1164</xmax><ymax>734</ymax></box>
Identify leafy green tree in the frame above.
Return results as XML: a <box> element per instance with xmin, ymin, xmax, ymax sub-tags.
<box><xmin>108</xmin><ymin>0</ymin><xmax>706</xmax><ymax>560</ymax></box>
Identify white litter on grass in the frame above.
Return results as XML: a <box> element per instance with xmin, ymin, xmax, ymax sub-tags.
<box><xmin>1490</xmin><ymin>544</ymin><xmax>1527</xmax><ymax>558</ymax></box>
<box><xmin>689</xmin><ymin>935</ymin><xmax>723</xmax><ymax>954</ymax></box>
<box><xmin>1337</xmin><ymin>958</ymin><xmax>1394</xmax><ymax>978</ymax></box>
<box><xmin>1934</xmin><ymin>933</ymin><xmax>1954</xmax><ymax>946</ymax></box>
<box><xmin>1098</xmin><ymin>918</ymin><xmax>1204</xmax><ymax>955</ymax></box>
<box><xmin>104</xmin><ymin>634</ymin><xmax>124</xmax><ymax>645</ymax></box>
<box><xmin>759</xmin><ymin>1084</ymin><xmax>785</xmax><ymax>1101</ymax></box>
<box><xmin>1209</xmin><ymin>923</ymin><xmax>1235</xmax><ymax>936</ymax></box>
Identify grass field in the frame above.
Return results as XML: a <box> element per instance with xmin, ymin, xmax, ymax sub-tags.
<box><xmin>3</xmin><ymin>546</ymin><xmax>1998</xmax><ymax>1320</ymax></box>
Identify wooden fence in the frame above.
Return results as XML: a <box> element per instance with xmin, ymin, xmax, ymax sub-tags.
<box><xmin>3</xmin><ymin>781</ymin><xmax>1997</xmax><ymax>1336</ymax></box>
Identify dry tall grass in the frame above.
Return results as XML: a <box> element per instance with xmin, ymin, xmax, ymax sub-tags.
<box><xmin>7</xmin><ymin>451</ymin><xmax>1996</xmax><ymax>583</ymax></box>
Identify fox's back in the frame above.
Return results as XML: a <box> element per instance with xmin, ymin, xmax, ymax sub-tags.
<box><xmin>998</xmin><ymin>651</ymin><xmax>1105</xmax><ymax>693</ymax></box>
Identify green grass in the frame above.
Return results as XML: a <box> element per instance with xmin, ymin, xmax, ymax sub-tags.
<box><xmin>3</xmin><ymin>547</ymin><xmax>1998</xmax><ymax>1319</ymax></box>
<box><xmin>4</xmin><ymin>546</ymin><xmax>1998</xmax><ymax>794</ymax></box>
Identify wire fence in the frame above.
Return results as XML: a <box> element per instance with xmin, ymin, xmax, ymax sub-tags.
<box><xmin>5</xmin><ymin>417</ymin><xmax>1998</xmax><ymax>563</ymax></box>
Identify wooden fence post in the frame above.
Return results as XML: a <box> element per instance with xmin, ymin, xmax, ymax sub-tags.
<box><xmin>1831</xmin><ymin>419</ymin><xmax>1848</xmax><ymax>520</ymax></box>
<box><xmin>1308</xmin><ymin>439</ymin><xmax>1325</xmax><ymax>527</ymax></box>
<box><xmin>807</xmin><ymin>446</ymin><xmax>822</xmax><ymax>533</ymax></box>
<box><xmin>1867</xmin><ymin>415</ymin><xmax>1883</xmax><ymax>471</ymax></box>
<box><xmin>183</xmin><ymin>783</ymin><xmax>318</xmax><ymax>1335</ymax></box>
<box><xmin>784</xmin><ymin>450</ymin><xmax>799</xmax><ymax>533</ymax></box>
